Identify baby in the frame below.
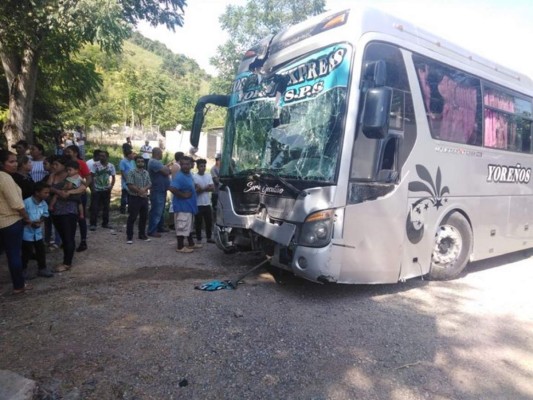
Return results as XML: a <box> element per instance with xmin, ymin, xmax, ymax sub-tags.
<box><xmin>49</xmin><ymin>160</ymin><xmax>84</xmax><ymax>219</ymax></box>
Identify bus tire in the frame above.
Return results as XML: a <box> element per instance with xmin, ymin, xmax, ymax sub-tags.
<box><xmin>428</xmin><ymin>213</ymin><xmax>472</xmax><ymax>281</ymax></box>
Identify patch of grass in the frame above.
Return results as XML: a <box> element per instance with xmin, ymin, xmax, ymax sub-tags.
<box><xmin>122</xmin><ymin>41</ymin><xmax>163</xmax><ymax>71</ymax></box>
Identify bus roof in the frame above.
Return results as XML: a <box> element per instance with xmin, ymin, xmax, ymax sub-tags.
<box><xmin>247</xmin><ymin>6</ymin><xmax>533</xmax><ymax>94</ymax></box>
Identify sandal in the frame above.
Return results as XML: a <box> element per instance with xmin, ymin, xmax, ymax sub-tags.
<box><xmin>13</xmin><ymin>283</ymin><xmax>33</xmax><ymax>295</ymax></box>
<box><xmin>176</xmin><ymin>247</ymin><xmax>194</xmax><ymax>253</ymax></box>
<box><xmin>54</xmin><ymin>264</ymin><xmax>70</xmax><ymax>272</ymax></box>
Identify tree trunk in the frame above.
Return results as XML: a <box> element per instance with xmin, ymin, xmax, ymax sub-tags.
<box><xmin>0</xmin><ymin>45</ymin><xmax>39</xmax><ymax>147</ymax></box>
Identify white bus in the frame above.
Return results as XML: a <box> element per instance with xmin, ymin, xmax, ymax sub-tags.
<box><xmin>190</xmin><ymin>6</ymin><xmax>533</xmax><ymax>284</ymax></box>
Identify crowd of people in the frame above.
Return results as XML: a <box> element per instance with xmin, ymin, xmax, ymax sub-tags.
<box><xmin>0</xmin><ymin>135</ymin><xmax>221</xmax><ymax>295</ymax></box>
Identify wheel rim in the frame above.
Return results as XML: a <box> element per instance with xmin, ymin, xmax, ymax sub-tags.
<box><xmin>432</xmin><ymin>225</ymin><xmax>462</xmax><ymax>268</ymax></box>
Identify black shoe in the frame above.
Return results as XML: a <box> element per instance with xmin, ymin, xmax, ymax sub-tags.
<box><xmin>37</xmin><ymin>268</ymin><xmax>54</xmax><ymax>278</ymax></box>
<box><xmin>157</xmin><ymin>228</ymin><xmax>170</xmax><ymax>233</ymax></box>
<box><xmin>139</xmin><ymin>236</ymin><xmax>151</xmax><ymax>242</ymax></box>
<box><xmin>76</xmin><ymin>241</ymin><xmax>87</xmax><ymax>252</ymax></box>
<box><xmin>207</xmin><ymin>238</ymin><xmax>215</xmax><ymax>243</ymax></box>
<box><xmin>102</xmin><ymin>224</ymin><xmax>113</xmax><ymax>229</ymax></box>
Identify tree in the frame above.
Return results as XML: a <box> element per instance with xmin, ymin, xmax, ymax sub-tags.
<box><xmin>210</xmin><ymin>0</ymin><xmax>326</xmax><ymax>93</ymax></box>
<box><xmin>0</xmin><ymin>0</ymin><xmax>186</xmax><ymax>147</ymax></box>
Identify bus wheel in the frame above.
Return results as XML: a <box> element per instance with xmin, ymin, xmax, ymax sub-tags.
<box><xmin>428</xmin><ymin>213</ymin><xmax>472</xmax><ymax>280</ymax></box>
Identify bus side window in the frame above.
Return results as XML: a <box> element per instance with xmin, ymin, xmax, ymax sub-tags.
<box><xmin>377</xmin><ymin>138</ymin><xmax>398</xmax><ymax>182</ymax></box>
<box><xmin>352</xmin><ymin>42</ymin><xmax>415</xmax><ymax>182</ymax></box>
<box><xmin>414</xmin><ymin>55</ymin><xmax>482</xmax><ymax>146</ymax></box>
<box><xmin>483</xmin><ymin>86</ymin><xmax>533</xmax><ymax>153</ymax></box>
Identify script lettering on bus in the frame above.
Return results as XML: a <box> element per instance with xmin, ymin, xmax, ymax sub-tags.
<box><xmin>243</xmin><ymin>181</ymin><xmax>285</xmax><ymax>195</ymax></box>
<box><xmin>487</xmin><ymin>163</ymin><xmax>531</xmax><ymax>184</ymax></box>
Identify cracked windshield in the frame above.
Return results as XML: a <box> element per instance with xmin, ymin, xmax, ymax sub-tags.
<box><xmin>223</xmin><ymin>44</ymin><xmax>352</xmax><ymax>183</ymax></box>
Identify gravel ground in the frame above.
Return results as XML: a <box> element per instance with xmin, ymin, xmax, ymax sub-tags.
<box><xmin>1</xmin><ymin>210</ymin><xmax>533</xmax><ymax>400</ymax></box>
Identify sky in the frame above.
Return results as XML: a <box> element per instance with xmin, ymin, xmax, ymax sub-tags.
<box><xmin>138</xmin><ymin>0</ymin><xmax>533</xmax><ymax>79</ymax></box>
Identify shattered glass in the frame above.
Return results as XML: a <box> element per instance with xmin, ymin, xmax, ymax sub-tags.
<box><xmin>223</xmin><ymin>87</ymin><xmax>347</xmax><ymax>183</ymax></box>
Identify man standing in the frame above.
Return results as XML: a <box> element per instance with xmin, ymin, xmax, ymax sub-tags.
<box><xmin>89</xmin><ymin>151</ymin><xmax>116</xmax><ymax>230</ymax></box>
<box><xmin>193</xmin><ymin>159</ymin><xmax>214</xmax><ymax>244</ymax></box>
<box><xmin>122</xmin><ymin>137</ymin><xmax>133</xmax><ymax>156</ymax></box>
<box><xmin>73</xmin><ymin>126</ymin><xmax>87</xmax><ymax>159</ymax></box>
<box><xmin>85</xmin><ymin>149</ymin><xmax>102</xmax><ymax>172</ymax></box>
<box><xmin>147</xmin><ymin>147</ymin><xmax>170</xmax><ymax>237</ymax></box>
<box><xmin>126</xmin><ymin>156</ymin><xmax>151</xmax><ymax>244</ymax></box>
<box><xmin>169</xmin><ymin>156</ymin><xmax>198</xmax><ymax>253</ymax></box>
<box><xmin>119</xmin><ymin>150</ymin><xmax>135</xmax><ymax>214</ymax></box>
<box><xmin>140</xmin><ymin>140</ymin><xmax>153</xmax><ymax>169</ymax></box>
<box><xmin>11</xmin><ymin>140</ymin><xmax>29</xmax><ymax>157</ymax></box>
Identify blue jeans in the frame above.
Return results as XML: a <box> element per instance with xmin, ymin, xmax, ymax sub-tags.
<box><xmin>148</xmin><ymin>191</ymin><xmax>166</xmax><ymax>234</ymax></box>
<box><xmin>0</xmin><ymin>219</ymin><xmax>25</xmax><ymax>289</ymax></box>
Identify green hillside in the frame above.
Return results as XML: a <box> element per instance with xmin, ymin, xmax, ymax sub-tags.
<box><xmin>122</xmin><ymin>40</ymin><xmax>163</xmax><ymax>71</ymax></box>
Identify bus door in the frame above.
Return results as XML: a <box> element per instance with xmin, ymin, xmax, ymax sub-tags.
<box><xmin>340</xmin><ymin>42</ymin><xmax>417</xmax><ymax>283</ymax></box>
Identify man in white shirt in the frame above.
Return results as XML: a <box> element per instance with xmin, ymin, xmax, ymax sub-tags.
<box><xmin>86</xmin><ymin>149</ymin><xmax>102</xmax><ymax>171</ymax></box>
<box><xmin>140</xmin><ymin>140</ymin><xmax>153</xmax><ymax>169</ymax></box>
<box><xmin>192</xmin><ymin>159</ymin><xmax>215</xmax><ymax>244</ymax></box>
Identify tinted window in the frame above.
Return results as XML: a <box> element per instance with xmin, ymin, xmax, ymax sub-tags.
<box><xmin>413</xmin><ymin>54</ymin><xmax>482</xmax><ymax>145</ymax></box>
<box><xmin>483</xmin><ymin>86</ymin><xmax>533</xmax><ymax>153</ymax></box>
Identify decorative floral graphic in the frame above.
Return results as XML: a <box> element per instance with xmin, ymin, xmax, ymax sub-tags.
<box><xmin>406</xmin><ymin>165</ymin><xmax>450</xmax><ymax>244</ymax></box>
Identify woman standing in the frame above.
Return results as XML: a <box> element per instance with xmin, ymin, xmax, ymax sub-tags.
<box><xmin>63</xmin><ymin>145</ymin><xmax>91</xmax><ymax>252</ymax></box>
<box><xmin>47</xmin><ymin>157</ymin><xmax>87</xmax><ymax>272</ymax></box>
<box><xmin>0</xmin><ymin>150</ymin><xmax>32</xmax><ymax>294</ymax></box>
<box><xmin>12</xmin><ymin>155</ymin><xmax>35</xmax><ymax>199</ymax></box>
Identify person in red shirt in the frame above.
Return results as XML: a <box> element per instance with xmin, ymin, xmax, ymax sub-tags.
<box><xmin>63</xmin><ymin>145</ymin><xmax>91</xmax><ymax>252</ymax></box>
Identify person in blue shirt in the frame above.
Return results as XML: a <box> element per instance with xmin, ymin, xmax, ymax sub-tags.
<box><xmin>119</xmin><ymin>149</ymin><xmax>135</xmax><ymax>214</ymax></box>
<box><xmin>22</xmin><ymin>181</ymin><xmax>54</xmax><ymax>278</ymax></box>
<box><xmin>147</xmin><ymin>147</ymin><xmax>170</xmax><ymax>237</ymax></box>
<box><xmin>168</xmin><ymin>156</ymin><xmax>199</xmax><ymax>253</ymax></box>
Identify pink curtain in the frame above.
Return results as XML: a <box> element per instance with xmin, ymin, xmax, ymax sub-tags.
<box><xmin>483</xmin><ymin>90</ymin><xmax>515</xmax><ymax>148</ymax></box>
<box><xmin>437</xmin><ymin>76</ymin><xmax>478</xmax><ymax>143</ymax></box>
<box><xmin>417</xmin><ymin>67</ymin><xmax>477</xmax><ymax>143</ymax></box>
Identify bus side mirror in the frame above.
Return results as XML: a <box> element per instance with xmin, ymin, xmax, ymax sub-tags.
<box><xmin>190</xmin><ymin>95</ymin><xmax>230</xmax><ymax>148</ymax></box>
<box><xmin>191</xmin><ymin>110</ymin><xmax>204</xmax><ymax>148</ymax></box>
<box><xmin>363</xmin><ymin>60</ymin><xmax>387</xmax><ymax>87</ymax></box>
<box><xmin>362</xmin><ymin>87</ymin><xmax>392</xmax><ymax>139</ymax></box>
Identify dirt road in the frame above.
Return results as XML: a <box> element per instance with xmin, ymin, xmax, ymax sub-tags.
<box><xmin>1</xmin><ymin>215</ymin><xmax>532</xmax><ymax>399</ymax></box>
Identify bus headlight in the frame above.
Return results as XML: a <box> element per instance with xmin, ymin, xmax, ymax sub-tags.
<box><xmin>299</xmin><ymin>210</ymin><xmax>334</xmax><ymax>247</ymax></box>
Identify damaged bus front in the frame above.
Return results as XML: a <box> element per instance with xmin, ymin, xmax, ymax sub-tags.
<box><xmin>191</xmin><ymin>28</ymin><xmax>357</xmax><ymax>283</ymax></box>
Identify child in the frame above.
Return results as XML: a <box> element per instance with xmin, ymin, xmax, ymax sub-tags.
<box><xmin>50</xmin><ymin>160</ymin><xmax>84</xmax><ymax>219</ymax></box>
<box><xmin>22</xmin><ymin>181</ymin><xmax>54</xmax><ymax>278</ymax></box>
